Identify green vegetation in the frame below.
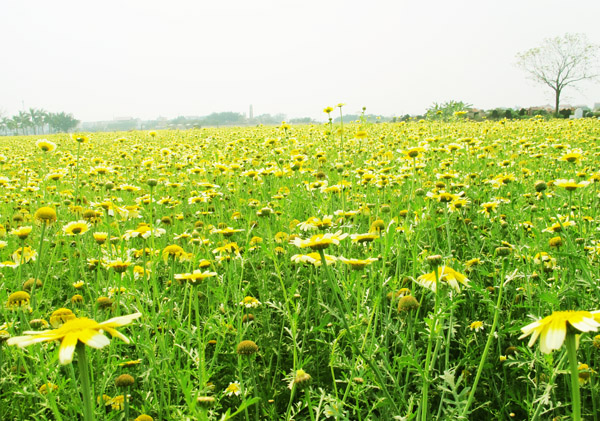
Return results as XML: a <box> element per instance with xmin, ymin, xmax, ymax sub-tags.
<box><xmin>1</xmin><ymin>115</ymin><xmax>600</xmax><ymax>420</ymax></box>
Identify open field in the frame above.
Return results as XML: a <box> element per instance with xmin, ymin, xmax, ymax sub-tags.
<box><xmin>1</xmin><ymin>116</ymin><xmax>600</xmax><ymax>420</ymax></box>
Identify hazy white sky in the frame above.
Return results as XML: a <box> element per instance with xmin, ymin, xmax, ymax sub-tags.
<box><xmin>2</xmin><ymin>0</ymin><xmax>600</xmax><ymax>122</ymax></box>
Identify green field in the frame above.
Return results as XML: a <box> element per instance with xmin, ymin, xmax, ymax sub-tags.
<box><xmin>1</xmin><ymin>116</ymin><xmax>600</xmax><ymax>420</ymax></box>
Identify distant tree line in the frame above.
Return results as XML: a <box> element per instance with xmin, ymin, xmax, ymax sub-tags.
<box><xmin>169</xmin><ymin>112</ymin><xmax>292</xmax><ymax>128</ymax></box>
<box><xmin>418</xmin><ymin>100</ymin><xmax>600</xmax><ymax>122</ymax></box>
<box><xmin>0</xmin><ymin>108</ymin><xmax>79</xmax><ymax>135</ymax></box>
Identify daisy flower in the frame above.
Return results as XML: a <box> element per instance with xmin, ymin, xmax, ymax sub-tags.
<box><xmin>7</xmin><ymin>313</ymin><xmax>142</xmax><ymax>364</ymax></box>
<box><xmin>519</xmin><ymin>310</ymin><xmax>599</xmax><ymax>354</ymax></box>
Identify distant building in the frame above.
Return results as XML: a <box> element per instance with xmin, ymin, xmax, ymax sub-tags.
<box><xmin>467</xmin><ymin>108</ymin><xmax>485</xmax><ymax>120</ymax></box>
<box><xmin>526</xmin><ymin>106</ymin><xmax>554</xmax><ymax>115</ymax></box>
<box><xmin>79</xmin><ymin>117</ymin><xmax>142</xmax><ymax>132</ymax></box>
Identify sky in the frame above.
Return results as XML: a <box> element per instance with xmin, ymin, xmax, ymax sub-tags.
<box><xmin>2</xmin><ymin>0</ymin><xmax>600</xmax><ymax>122</ymax></box>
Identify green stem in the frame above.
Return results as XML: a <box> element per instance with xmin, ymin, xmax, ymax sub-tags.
<box><xmin>284</xmin><ymin>384</ymin><xmax>297</xmax><ymax>421</ymax></box>
<box><xmin>17</xmin><ymin>239</ymin><xmax>25</xmax><ymax>287</ymax></box>
<box><xmin>75</xmin><ymin>342</ymin><xmax>95</xmax><ymax>421</ymax></box>
<box><xmin>305</xmin><ymin>388</ymin><xmax>315</xmax><ymax>421</ymax></box>
<box><xmin>249</xmin><ymin>360</ymin><xmax>260</xmax><ymax>421</ymax></box>
<box><xmin>566</xmin><ymin>332</ymin><xmax>581</xmax><ymax>421</ymax></box>
<box><xmin>75</xmin><ymin>142</ymin><xmax>82</xmax><ymax>204</ymax></box>
<box><xmin>421</xmin><ymin>266</ymin><xmax>441</xmax><ymax>421</ymax></box>
<box><xmin>461</xmin><ymin>259</ymin><xmax>506</xmax><ymax>418</ymax></box>
<box><xmin>339</xmin><ymin>107</ymin><xmax>344</xmax><ymax>160</ymax></box>
<box><xmin>31</xmin><ymin>222</ymin><xmax>47</xmax><ymax>309</ymax></box>
<box><xmin>124</xmin><ymin>392</ymin><xmax>130</xmax><ymax>420</ymax></box>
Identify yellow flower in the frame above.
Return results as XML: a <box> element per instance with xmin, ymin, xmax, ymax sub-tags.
<box><xmin>403</xmin><ymin>147</ymin><xmax>426</xmax><ymax>159</ymax></box>
<box><xmin>0</xmin><ymin>261</ymin><xmax>19</xmax><ymax>268</ymax></box>
<box><xmin>554</xmin><ymin>179</ymin><xmax>589</xmax><ymax>191</ymax></box>
<box><xmin>123</xmin><ymin>224</ymin><xmax>165</xmax><ymax>241</ymax></box>
<box><xmin>519</xmin><ymin>310</ymin><xmax>600</xmax><ymax>354</ymax></box>
<box><xmin>174</xmin><ymin>270</ymin><xmax>218</xmax><ymax>284</ymax></box>
<box><xmin>354</xmin><ymin>130</ymin><xmax>368</xmax><ymax>139</ymax></box>
<box><xmin>6</xmin><ymin>291</ymin><xmax>31</xmax><ymax>309</ymax></box>
<box><xmin>63</xmin><ymin>220</ymin><xmax>91</xmax><ymax>236</ymax></box>
<box><xmin>93</xmin><ymin>232</ymin><xmax>108</xmax><ymax>244</ymax></box>
<box><xmin>38</xmin><ymin>382</ymin><xmax>59</xmax><ymax>394</ymax></box>
<box><xmin>291</xmin><ymin>230</ymin><xmax>348</xmax><ymax>250</ymax></box>
<box><xmin>469</xmin><ymin>321</ymin><xmax>484</xmax><ymax>332</ymax></box>
<box><xmin>542</xmin><ymin>219</ymin><xmax>575</xmax><ymax>233</ymax></box>
<box><xmin>549</xmin><ymin>236</ymin><xmax>563</xmax><ymax>248</ymax></box>
<box><xmin>49</xmin><ymin>308</ymin><xmax>77</xmax><ymax>328</ymax></box>
<box><xmin>10</xmin><ymin>226</ymin><xmax>32</xmax><ymax>240</ymax></box>
<box><xmin>291</xmin><ymin>252</ymin><xmax>337</xmax><ymax>266</ymax></box>
<box><xmin>369</xmin><ymin>219</ymin><xmax>386</xmax><ymax>233</ymax></box>
<box><xmin>426</xmin><ymin>191</ymin><xmax>462</xmax><ymax>203</ymax></box>
<box><xmin>35</xmin><ymin>139</ymin><xmax>57</xmax><ymax>152</ymax></box>
<box><xmin>210</xmin><ymin>227</ymin><xmax>244</xmax><ymax>237</ymax></box>
<box><xmin>578</xmin><ymin>363</ymin><xmax>595</xmax><ymax>385</ymax></box>
<box><xmin>479</xmin><ymin>201</ymin><xmax>499</xmax><ymax>217</ymax></box>
<box><xmin>118</xmin><ymin>358</ymin><xmax>142</xmax><ymax>367</ymax></box>
<box><xmin>34</xmin><ymin>207</ymin><xmax>57</xmax><ymax>224</ymax></box>
<box><xmin>162</xmin><ymin>244</ymin><xmax>185</xmax><ymax>262</ymax></box>
<box><xmin>224</xmin><ymin>381</ymin><xmax>241</xmax><ymax>396</ymax></box>
<box><xmin>350</xmin><ymin>233</ymin><xmax>379</xmax><ymax>243</ymax></box>
<box><xmin>104</xmin><ymin>259</ymin><xmax>132</xmax><ymax>273</ymax></box>
<box><xmin>212</xmin><ymin>242</ymin><xmax>240</xmax><ymax>255</ymax></box>
<box><xmin>288</xmin><ymin>369</ymin><xmax>312</xmax><ymax>390</ymax></box>
<box><xmin>12</xmin><ymin>246</ymin><xmax>37</xmax><ymax>264</ymax></box>
<box><xmin>465</xmin><ymin>258</ymin><xmax>481</xmax><ymax>268</ymax></box>
<box><xmin>559</xmin><ymin>150</ymin><xmax>583</xmax><ymax>164</ymax></box>
<box><xmin>338</xmin><ymin>256</ymin><xmax>378</xmax><ymax>270</ymax></box>
<box><xmin>298</xmin><ymin>216</ymin><xmax>333</xmax><ymax>231</ymax></box>
<box><xmin>0</xmin><ymin>329</ymin><xmax>10</xmax><ymax>342</ymax></box>
<box><xmin>239</xmin><ymin>296</ymin><xmax>261</xmax><ymax>308</ymax></box>
<box><xmin>71</xmin><ymin>134</ymin><xmax>89</xmax><ymax>143</ymax></box>
<box><xmin>416</xmin><ymin>266</ymin><xmax>470</xmax><ymax>292</ymax></box>
<box><xmin>110</xmin><ymin>395</ymin><xmax>126</xmax><ymax>410</ymax></box>
<box><xmin>7</xmin><ymin>312</ymin><xmax>141</xmax><ymax>364</ymax></box>
<box><xmin>98</xmin><ymin>394</ymin><xmax>112</xmax><ymax>406</ymax></box>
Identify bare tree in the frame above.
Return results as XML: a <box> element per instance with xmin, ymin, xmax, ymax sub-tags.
<box><xmin>516</xmin><ymin>33</ymin><xmax>599</xmax><ymax>116</ymax></box>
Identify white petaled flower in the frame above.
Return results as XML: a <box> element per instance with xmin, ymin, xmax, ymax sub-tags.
<box><xmin>224</xmin><ymin>381</ymin><xmax>241</xmax><ymax>397</ymax></box>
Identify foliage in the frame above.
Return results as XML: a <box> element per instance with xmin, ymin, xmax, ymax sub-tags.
<box><xmin>0</xmin><ymin>108</ymin><xmax>79</xmax><ymax>135</ymax></box>
<box><xmin>426</xmin><ymin>100</ymin><xmax>472</xmax><ymax>121</ymax></box>
<box><xmin>46</xmin><ymin>112</ymin><xmax>80</xmax><ymax>133</ymax></box>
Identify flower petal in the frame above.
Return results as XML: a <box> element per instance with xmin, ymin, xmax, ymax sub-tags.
<box><xmin>519</xmin><ymin>320</ymin><xmax>541</xmax><ymax>337</ymax></box>
<box><xmin>540</xmin><ymin>319</ymin><xmax>566</xmax><ymax>354</ymax></box>
<box><xmin>79</xmin><ymin>330</ymin><xmax>110</xmax><ymax>349</ymax></box>
<box><xmin>570</xmin><ymin>317</ymin><xmax>600</xmax><ymax>333</ymax></box>
<box><xmin>59</xmin><ymin>333</ymin><xmax>78</xmax><ymax>365</ymax></box>
<box><xmin>527</xmin><ymin>329</ymin><xmax>541</xmax><ymax>348</ymax></box>
<box><xmin>98</xmin><ymin>312</ymin><xmax>141</xmax><ymax>329</ymax></box>
<box><xmin>101</xmin><ymin>327</ymin><xmax>130</xmax><ymax>344</ymax></box>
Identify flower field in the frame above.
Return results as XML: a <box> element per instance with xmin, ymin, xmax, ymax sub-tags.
<box><xmin>2</xmin><ymin>113</ymin><xmax>600</xmax><ymax>420</ymax></box>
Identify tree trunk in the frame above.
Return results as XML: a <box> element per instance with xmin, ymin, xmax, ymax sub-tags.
<box><xmin>554</xmin><ymin>88</ymin><xmax>560</xmax><ymax>118</ymax></box>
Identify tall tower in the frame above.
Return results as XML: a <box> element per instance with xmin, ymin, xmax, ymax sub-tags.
<box><xmin>249</xmin><ymin>104</ymin><xmax>254</xmax><ymax>120</ymax></box>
